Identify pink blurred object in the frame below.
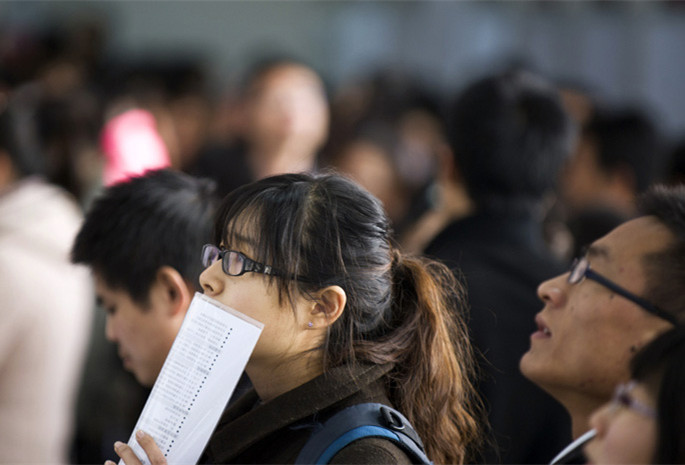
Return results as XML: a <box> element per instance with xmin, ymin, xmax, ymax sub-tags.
<box><xmin>100</xmin><ymin>108</ymin><xmax>171</xmax><ymax>186</ymax></box>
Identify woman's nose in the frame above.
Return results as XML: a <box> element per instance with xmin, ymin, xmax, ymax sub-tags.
<box><xmin>589</xmin><ymin>403</ymin><xmax>612</xmax><ymax>438</ymax></box>
<box><xmin>200</xmin><ymin>261</ymin><xmax>223</xmax><ymax>296</ymax></box>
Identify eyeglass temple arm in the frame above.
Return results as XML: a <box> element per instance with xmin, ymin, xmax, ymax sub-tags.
<box><xmin>585</xmin><ymin>270</ymin><xmax>678</xmax><ymax>326</ymax></box>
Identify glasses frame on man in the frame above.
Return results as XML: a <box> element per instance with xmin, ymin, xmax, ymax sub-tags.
<box><xmin>568</xmin><ymin>255</ymin><xmax>678</xmax><ymax>326</ymax></box>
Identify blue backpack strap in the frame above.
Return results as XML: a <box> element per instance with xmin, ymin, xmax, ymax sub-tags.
<box><xmin>295</xmin><ymin>403</ymin><xmax>433</xmax><ymax>465</ymax></box>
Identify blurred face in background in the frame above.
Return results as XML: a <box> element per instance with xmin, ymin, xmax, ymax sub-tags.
<box><xmin>560</xmin><ymin>135</ymin><xmax>606</xmax><ymax>214</ymax></box>
<box><xmin>245</xmin><ymin>63</ymin><xmax>329</xmax><ymax>152</ymax></box>
<box><xmin>333</xmin><ymin>139</ymin><xmax>409</xmax><ymax>227</ymax></box>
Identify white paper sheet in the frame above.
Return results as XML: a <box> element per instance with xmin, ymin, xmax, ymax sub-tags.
<box><xmin>119</xmin><ymin>292</ymin><xmax>263</xmax><ymax>465</ymax></box>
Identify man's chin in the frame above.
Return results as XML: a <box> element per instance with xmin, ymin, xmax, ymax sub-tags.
<box><xmin>121</xmin><ymin>360</ymin><xmax>153</xmax><ymax>387</ymax></box>
<box><xmin>132</xmin><ymin>370</ymin><xmax>155</xmax><ymax>388</ymax></box>
<box><xmin>519</xmin><ymin>349</ymin><xmax>542</xmax><ymax>382</ymax></box>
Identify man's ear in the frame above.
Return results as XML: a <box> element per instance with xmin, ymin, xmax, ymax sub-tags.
<box><xmin>154</xmin><ymin>266</ymin><xmax>193</xmax><ymax>317</ymax></box>
<box><xmin>310</xmin><ymin>285</ymin><xmax>347</xmax><ymax>329</ymax></box>
<box><xmin>634</xmin><ymin>320</ymin><xmax>674</xmax><ymax>353</ymax></box>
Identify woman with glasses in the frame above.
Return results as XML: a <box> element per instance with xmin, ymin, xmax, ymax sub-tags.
<box><xmin>584</xmin><ymin>326</ymin><xmax>685</xmax><ymax>464</ymax></box>
<box><xmin>112</xmin><ymin>172</ymin><xmax>484</xmax><ymax>465</ymax></box>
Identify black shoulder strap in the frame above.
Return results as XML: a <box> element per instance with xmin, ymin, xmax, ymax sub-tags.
<box><xmin>295</xmin><ymin>403</ymin><xmax>433</xmax><ymax>465</ymax></box>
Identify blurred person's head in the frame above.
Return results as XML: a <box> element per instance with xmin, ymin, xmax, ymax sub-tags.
<box><xmin>326</xmin><ymin>70</ymin><xmax>445</xmax><ymax>194</ymax></box>
<box><xmin>328</xmin><ymin>122</ymin><xmax>410</xmax><ymax>228</ymax></box>
<box><xmin>0</xmin><ymin>88</ymin><xmax>46</xmax><ymax>187</ymax></box>
<box><xmin>240</xmin><ymin>57</ymin><xmax>329</xmax><ymax>178</ymax></box>
<box><xmin>520</xmin><ymin>185</ymin><xmax>685</xmax><ymax>438</ymax></box>
<box><xmin>561</xmin><ymin>106</ymin><xmax>664</xmax><ymax>217</ymax></box>
<box><xmin>446</xmin><ymin>69</ymin><xmax>575</xmax><ymax>213</ymax></box>
<box><xmin>557</xmin><ymin>81</ymin><xmax>598</xmax><ymax>129</ymax></box>
<box><xmin>584</xmin><ymin>326</ymin><xmax>685</xmax><ymax>464</ymax></box>
<box><xmin>71</xmin><ymin>169</ymin><xmax>218</xmax><ymax>386</ymax></box>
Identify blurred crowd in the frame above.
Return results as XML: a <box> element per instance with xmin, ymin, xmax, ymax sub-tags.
<box><xmin>1</xmin><ymin>15</ymin><xmax>685</xmax><ymax>465</ymax></box>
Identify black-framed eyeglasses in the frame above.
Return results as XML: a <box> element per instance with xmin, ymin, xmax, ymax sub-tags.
<box><xmin>568</xmin><ymin>256</ymin><xmax>678</xmax><ymax>326</ymax></box>
<box><xmin>201</xmin><ymin>244</ymin><xmax>278</xmax><ymax>277</ymax></box>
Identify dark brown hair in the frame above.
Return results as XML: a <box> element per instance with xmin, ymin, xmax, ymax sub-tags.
<box><xmin>214</xmin><ymin>172</ymin><xmax>483</xmax><ymax>464</ymax></box>
<box><xmin>630</xmin><ymin>326</ymin><xmax>685</xmax><ymax>464</ymax></box>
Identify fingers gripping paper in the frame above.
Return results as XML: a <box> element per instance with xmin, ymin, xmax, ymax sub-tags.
<box><xmin>121</xmin><ymin>293</ymin><xmax>263</xmax><ymax>465</ymax></box>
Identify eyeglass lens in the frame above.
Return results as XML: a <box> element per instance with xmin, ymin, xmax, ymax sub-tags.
<box><xmin>202</xmin><ymin>244</ymin><xmax>251</xmax><ymax>276</ymax></box>
<box><xmin>612</xmin><ymin>382</ymin><xmax>655</xmax><ymax>418</ymax></box>
<box><xmin>202</xmin><ymin>244</ymin><xmax>219</xmax><ymax>268</ymax></box>
<box><xmin>568</xmin><ymin>257</ymin><xmax>586</xmax><ymax>284</ymax></box>
<box><xmin>225</xmin><ymin>251</ymin><xmax>245</xmax><ymax>276</ymax></box>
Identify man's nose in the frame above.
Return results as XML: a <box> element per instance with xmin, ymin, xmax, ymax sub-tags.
<box><xmin>537</xmin><ymin>273</ymin><xmax>569</xmax><ymax>309</ymax></box>
<box><xmin>104</xmin><ymin>316</ymin><xmax>116</xmax><ymax>342</ymax></box>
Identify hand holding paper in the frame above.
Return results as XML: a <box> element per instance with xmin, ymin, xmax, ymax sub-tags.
<box><xmin>108</xmin><ymin>431</ymin><xmax>166</xmax><ymax>465</ymax></box>
<box><xmin>116</xmin><ymin>293</ymin><xmax>263</xmax><ymax>465</ymax></box>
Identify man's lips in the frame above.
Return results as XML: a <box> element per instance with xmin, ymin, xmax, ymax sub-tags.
<box><xmin>531</xmin><ymin>314</ymin><xmax>552</xmax><ymax>339</ymax></box>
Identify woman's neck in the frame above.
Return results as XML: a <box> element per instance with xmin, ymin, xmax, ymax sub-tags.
<box><xmin>246</xmin><ymin>351</ymin><xmax>324</xmax><ymax>402</ymax></box>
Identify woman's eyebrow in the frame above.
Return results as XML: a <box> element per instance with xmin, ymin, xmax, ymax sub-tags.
<box><xmin>224</xmin><ymin>232</ymin><xmax>256</xmax><ymax>249</ymax></box>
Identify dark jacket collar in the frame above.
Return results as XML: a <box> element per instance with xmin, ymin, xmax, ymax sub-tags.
<box><xmin>204</xmin><ymin>363</ymin><xmax>393</xmax><ymax>462</ymax></box>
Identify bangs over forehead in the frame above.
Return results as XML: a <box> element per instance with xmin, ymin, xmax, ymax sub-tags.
<box><xmin>212</xmin><ymin>174</ymin><xmax>317</xmax><ymax>286</ymax></box>
<box><xmin>211</xmin><ymin>172</ymin><xmax>394</xmax><ymax>320</ymax></box>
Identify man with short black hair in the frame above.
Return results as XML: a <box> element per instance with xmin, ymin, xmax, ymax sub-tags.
<box><xmin>70</xmin><ymin>169</ymin><xmax>219</xmax><ymax>462</ymax></box>
<box><xmin>521</xmin><ymin>185</ymin><xmax>684</xmax><ymax>463</ymax></box>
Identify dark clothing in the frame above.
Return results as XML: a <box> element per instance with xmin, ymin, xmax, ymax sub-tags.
<box><xmin>190</xmin><ymin>140</ymin><xmax>254</xmax><ymax>200</ymax></box>
<box><xmin>202</xmin><ymin>363</ymin><xmax>412</xmax><ymax>464</ymax></box>
<box><xmin>424</xmin><ymin>208</ymin><xmax>571</xmax><ymax>464</ymax></box>
<box><xmin>70</xmin><ymin>307</ymin><xmax>150</xmax><ymax>464</ymax></box>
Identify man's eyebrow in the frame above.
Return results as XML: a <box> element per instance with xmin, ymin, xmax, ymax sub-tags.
<box><xmin>586</xmin><ymin>244</ymin><xmax>610</xmax><ymax>260</ymax></box>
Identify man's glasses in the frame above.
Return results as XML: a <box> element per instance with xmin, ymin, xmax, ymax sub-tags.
<box><xmin>609</xmin><ymin>381</ymin><xmax>656</xmax><ymax>418</ymax></box>
<box><xmin>568</xmin><ymin>255</ymin><xmax>678</xmax><ymax>326</ymax></box>
<box><xmin>202</xmin><ymin>244</ymin><xmax>278</xmax><ymax>277</ymax></box>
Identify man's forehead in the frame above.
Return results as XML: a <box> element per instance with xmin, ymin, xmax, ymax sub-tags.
<box><xmin>92</xmin><ymin>271</ymin><xmax>111</xmax><ymax>293</ymax></box>
<box><xmin>592</xmin><ymin>215</ymin><xmax>674</xmax><ymax>262</ymax></box>
<box><xmin>92</xmin><ymin>272</ymin><xmax>128</xmax><ymax>301</ymax></box>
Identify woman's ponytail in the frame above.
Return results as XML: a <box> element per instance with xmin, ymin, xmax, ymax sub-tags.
<box><xmin>383</xmin><ymin>251</ymin><xmax>484</xmax><ymax>464</ymax></box>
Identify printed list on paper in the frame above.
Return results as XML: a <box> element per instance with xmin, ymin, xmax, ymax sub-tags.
<box><xmin>120</xmin><ymin>292</ymin><xmax>263</xmax><ymax>465</ymax></box>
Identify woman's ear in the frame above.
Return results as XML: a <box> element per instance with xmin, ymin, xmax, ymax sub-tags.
<box><xmin>155</xmin><ymin>266</ymin><xmax>193</xmax><ymax>317</ymax></box>
<box><xmin>310</xmin><ymin>285</ymin><xmax>347</xmax><ymax>328</ymax></box>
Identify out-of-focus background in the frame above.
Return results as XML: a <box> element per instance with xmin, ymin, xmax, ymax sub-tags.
<box><xmin>3</xmin><ymin>1</ymin><xmax>685</xmax><ymax>205</ymax></box>
<box><xmin>2</xmin><ymin>2</ymin><xmax>685</xmax><ymax>464</ymax></box>
<box><xmin>4</xmin><ymin>1</ymin><xmax>685</xmax><ymax>133</ymax></box>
